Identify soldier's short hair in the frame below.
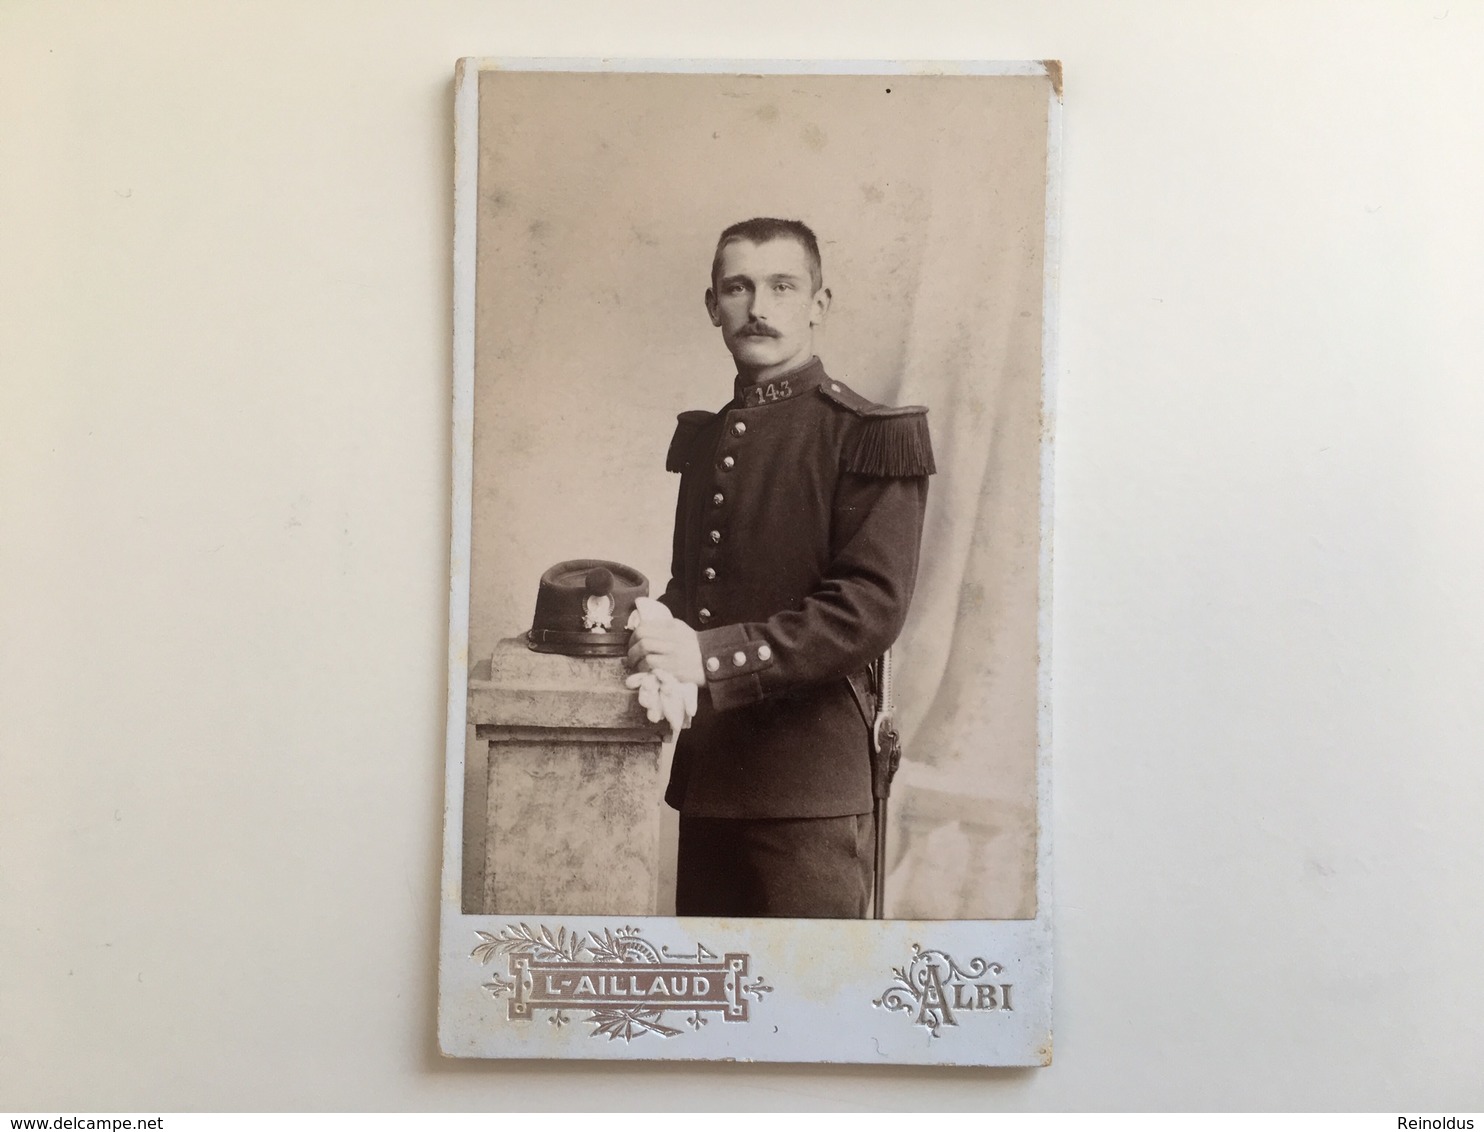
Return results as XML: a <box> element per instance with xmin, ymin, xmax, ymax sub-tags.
<box><xmin>711</xmin><ymin>218</ymin><xmax>824</xmax><ymax>294</ymax></box>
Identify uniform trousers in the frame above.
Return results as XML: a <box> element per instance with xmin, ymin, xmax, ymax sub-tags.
<box><xmin>675</xmin><ymin>812</ymin><xmax>874</xmax><ymax>918</ymax></box>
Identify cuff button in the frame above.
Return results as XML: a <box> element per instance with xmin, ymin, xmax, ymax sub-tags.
<box><xmin>705</xmin><ymin>656</ymin><xmax>721</xmax><ymax>674</ymax></box>
<box><xmin>732</xmin><ymin>651</ymin><xmax>747</xmax><ymax>667</ymax></box>
<box><xmin>757</xmin><ymin>644</ymin><xmax>772</xmax><ymax>661</ymax></box>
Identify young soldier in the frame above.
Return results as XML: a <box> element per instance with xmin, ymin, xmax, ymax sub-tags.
<box><xmin>627</xmin><ymin>218</ymin><xmax>934</xmax><ymax>917</ymax></box>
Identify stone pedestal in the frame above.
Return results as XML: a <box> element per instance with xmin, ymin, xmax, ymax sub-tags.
<box><xmin>468</xmin><ymin>637</ymin><xmax>668</xmax><ymax>915</ymax></box>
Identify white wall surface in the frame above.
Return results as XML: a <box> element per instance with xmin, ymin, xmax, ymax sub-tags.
<box><xmin>2</xmin><ymin>0</ymin><xmax>1481</xmax><ymax>1113</ymax></box>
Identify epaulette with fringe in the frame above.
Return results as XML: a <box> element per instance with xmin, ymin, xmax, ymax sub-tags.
<box><xmin>665</xmin><ymin>410</ymin><xmax>717</xmax><ymax>472</ymax></box>
<box><xmin>818</xmin><ymin>381</ymin><xmax>936</xmax><ymax>477</ymax></box>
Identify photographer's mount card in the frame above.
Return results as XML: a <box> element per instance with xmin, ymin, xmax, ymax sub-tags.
<box><xmin>440</xmin><ymin>58</ymin><xmax>1059</xmax><ymax>1065</ymax></box>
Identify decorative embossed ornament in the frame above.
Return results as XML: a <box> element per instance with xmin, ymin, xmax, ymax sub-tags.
<box><xmin>471</xmin><ymin>924</ymin><xmax>772</xmax><ymax>1041</ymax></box>
<box><xmin>873</xmin><ymin>943</ymin><xmax>1012</xmax><ymax>1037</ymax></box>
<box><xmin>581</xmin><ymin>592</ymin><xmax>615</xmax><ymax>632</ymax></box>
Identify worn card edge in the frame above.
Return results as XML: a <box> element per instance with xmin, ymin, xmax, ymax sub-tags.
<box><xmin>438</xmin><ymin>56</ymin><xmax>1061</xmax><ymax>1067</ymax></box>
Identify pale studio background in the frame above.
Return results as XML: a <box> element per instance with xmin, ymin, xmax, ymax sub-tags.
<box><xmin>3</xmin><ymin>0</ymin><xmax>1483</xmax><ymax>1113</ymax></box>
<box><xmin>464</xmin><ymin>70</ymin><xmax>1047</xmax><ymax>919</ymax></box>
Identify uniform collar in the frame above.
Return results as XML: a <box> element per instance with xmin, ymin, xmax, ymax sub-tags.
<box><xmin>731</xmin><ymin>355</ymin><xmax>828</xmax><ymax>408</ymax></box>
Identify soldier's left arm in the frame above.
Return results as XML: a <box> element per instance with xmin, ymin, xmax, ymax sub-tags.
<box><xmin>697</xmin><ymin>409</ymin><xmax>933</xmax><ymax>711</ymax></box>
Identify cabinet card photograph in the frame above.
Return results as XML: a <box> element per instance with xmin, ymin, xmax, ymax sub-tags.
<box><xmin>441</xmin><ymin>59</ymin><xmax>1059</xmax><ymax>1065</ymax></box>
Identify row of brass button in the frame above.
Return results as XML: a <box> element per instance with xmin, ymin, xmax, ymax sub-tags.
<box><xmin>704</xmin><ymin>643</ymin><xmax>773</xmax><ymax>674</ymax></box>
<box><xmin>699</xmin><ymin>416</ymin><xmax>746</xmax><ymax>623</ymax></box>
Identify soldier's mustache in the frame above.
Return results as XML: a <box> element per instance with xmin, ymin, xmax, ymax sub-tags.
<box><xmin>738</xmin><ymin>324</ymin><xmax>781</xmax><ymax>337</ymax></box>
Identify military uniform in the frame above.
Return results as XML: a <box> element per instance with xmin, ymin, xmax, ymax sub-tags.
<box><xmin>657</xmin><ymin>355</ymin><xmax>933</xmax><ymax>916</ymax></box>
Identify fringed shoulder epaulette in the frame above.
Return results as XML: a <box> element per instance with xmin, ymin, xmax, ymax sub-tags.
<box><xmin>819</xmin><ymin>381</ymin><xmax>936</xmax><ymax>477</ymax></box>
<box><xmin>665</xmin><ymin>410</ymin><xmax>717</xmax><ymax>473</ymax></box>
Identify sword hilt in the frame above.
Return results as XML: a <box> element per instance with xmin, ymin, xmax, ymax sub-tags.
<box><xmin>870</xmin><ymin>649</ymin><xmax>899</xmax><ymax>918</ymax></box>
<box><xmin>871</xmin><ymin>649</ymin><xmax>901</xmax><ymax>799</ymax></box>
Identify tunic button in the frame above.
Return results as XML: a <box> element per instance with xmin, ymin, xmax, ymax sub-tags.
<box><xmin>709</xmin><ymin>530</ymin><xmax>721</xmax><ymax>544</ymax></box>
<box><xmin>703</xmin><ymin>567</ymin><xmax>716</xmax><ymax>580</ymax></box>
<box><xmin>712</xmin><ymin>492</ymin><xmax>725</xmax><ymax>506</ymax></box>
<box><xmin>698</xmin><ymin>608</ymin><xmax>712</xmax><ymax>622</ymax></box>
<box><xmin>732</xmin><ymin>651</ymin><xmax>747</xmax><ymax>667</ymax></box>
<box><xmin>732</xmin><ymin>421</ymin><xmax>747</xmax><ymax>436</ymax></box>
<box><xmin>722</xmin><ymin>456</ymin><xmax>735</xmax><ymax>470</ymax></box>
<box><xmin>705</xmin><ymin>656</ymin><xmax>720</xmax><ymax>674</ymax></box>
<box><xmin>757</xmin><ymin>644</ymin><xmax>772</xmax><ymax>661</ymax></box>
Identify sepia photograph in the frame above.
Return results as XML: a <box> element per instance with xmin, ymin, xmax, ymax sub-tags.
<box><xmin>441</xmin><ymin>58</ymin><xmax>1058</xmax><ymax>1063</ymax></box>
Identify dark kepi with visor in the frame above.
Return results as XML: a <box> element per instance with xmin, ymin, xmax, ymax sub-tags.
<box><xmin>525</xmin><ymin>559</ymin><xmax>649</xmax><ymax>657</ymax></box>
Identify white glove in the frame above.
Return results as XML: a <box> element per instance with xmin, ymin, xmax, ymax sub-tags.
<box><xmin>624</xmin><ymin>598</ymin><xmax>699</xmax><ymax>740</ymax></box>
<box><xmin>624</xmin><ymin>667</ymin><xmax>699</xmax><ymax>741</ymax></box>
<box><xmin>626</xmin><ymin>596</ymin><xmax>674</xmax><ymax>631</ymax></box>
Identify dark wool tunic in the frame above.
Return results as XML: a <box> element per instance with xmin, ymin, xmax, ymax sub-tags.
<box><xmin>657</xmin><ymin>356</ymin><xmax>934</xmax><ymax>819</ymax></box>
